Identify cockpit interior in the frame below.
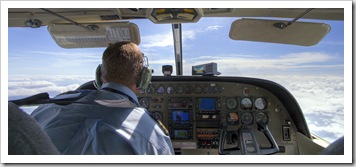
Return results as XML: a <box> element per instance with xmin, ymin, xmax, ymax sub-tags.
<box><xmin>4</xmin><ymin>5</ymin><xmax>349</xmax><ymax>163</ymax></box>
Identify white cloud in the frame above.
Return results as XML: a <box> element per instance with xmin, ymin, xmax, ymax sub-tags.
<box><xmin>206</xmin><ymin>25</ymin><xmax>223</xmax><ymax>31</ymax></box>
<box><xmin>8</xmin><ymin>75</ymin><xmax>94</xmax><ymax>99</ymax></box>
<box><xmin>140</xmin><ymin>24</ymin><xmax>223</xmax><ymax>49</ymax></box>
<box><xmin>24</xmin><ymin>51</ymin><xmax>102</xmax><ymax>58</ymax></box>
<box><xmin>10</xmin><ymin>51</ymin><xmax>102</xmax><ymax>70</ymax></box>
<box><xmin>8</xmin><ymin>82</ymin><xmax>80</xmax><ymax>98</ymax></box>
<box><xmin>141</xmin><ymin>33</ymin><xmax>173</xmax><ymax>48</ymax></box>
<box><xmin>141</xmin><ymin>30</ymin><xmax>197</xmax><ymax>49</ymax></box>
<box><xmin>258</xmin><ymin>75</ymin><xmax>344</xmax><ymax>143</ymax></box>
<box><xmin>149</xmin><ymin>59</ymin><xmax>176</xmax><ymax>65</ymax></box>
<box><xmin>182</xmin><ymin>30</ymin><xmax>197</xmax><ymax>41</ymax></box>
<box><xmin>182</xmin><ymin>52</ymin><xmax>341</xmax><ymax>74</ymax></box>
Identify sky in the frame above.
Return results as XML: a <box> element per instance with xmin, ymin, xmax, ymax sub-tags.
<box><xmin>2</xmin><ymin>1</ymin><xmax>353</xmax><ymax>164</ymax></box>
<box><xmin>8</xmin><ymin>18</ymin><xmax>344</xmax><ymax>77</ymax></box>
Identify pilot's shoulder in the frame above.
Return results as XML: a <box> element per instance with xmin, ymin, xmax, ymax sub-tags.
<box><xmin>133</xmin><ymin>108</ymin><xmax>169</xmax><ymax>136</ymax></box>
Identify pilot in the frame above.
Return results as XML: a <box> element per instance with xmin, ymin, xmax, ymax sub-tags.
<box><xmin>31</xmin><ymin>42</ymin><xmax>175</xmax><ymax>155</ymax></box>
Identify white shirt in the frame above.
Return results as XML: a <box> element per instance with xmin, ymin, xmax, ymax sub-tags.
<box><xmin>31</xmin><ymin>82</ymin><xmax>174</xmax><ymax>155</ymax></box>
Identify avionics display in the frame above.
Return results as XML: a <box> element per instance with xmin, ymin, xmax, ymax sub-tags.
<box><xmin>192</xmin><ymin>65</ymin><xmax>205</xmax><ymax>75</ymax></box>
<box><xmin>174</xmin><ymin>130</ymin><xmax>189</xmax><ymax>139</ymax></box>
<box><xmin>192</xmin><ymin>62</ymin><xmax>219</xmax><ymax>76</ymax></box>
<box><xmin>199</xmin><ymin>98</ymin><xmax>216</xmax><ymax>111</ymax></box>
<box><xmin>172</xmin><ymin>110</ymin><xmax>190</xmax><ymax>124</ymax></box>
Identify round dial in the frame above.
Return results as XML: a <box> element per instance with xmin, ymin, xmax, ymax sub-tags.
<box><xmin>227</xmin><ymin>112</ymin><xmax>239</xmax><ymax>125</ymax></box>
<box><xmin>226</xmin><ymin>97</ymin><xmax>237</xmax><ymax>110</ymax></box>
<box><xmin>177</xmin><ymin>86</ymin><xmax>184</xmax><ymax>94</ymax></box>
<box><xmin>157</xmin><ymin>85</ymin><xmax>165</xmax><ymax>94</ymax></box>
<box><xmin>204</xmin><ymin>86</ymin><xmax>213</xmax><ymax>94</ymax></box>
<box><xmin>151</xmin><ymin>111</ymin><xmax>163</xmax><ymax>122</ymax></box>
<box><xmin>241</xmin><ymin>112</ymin><xmax>253</xmax><ymax>125</ymax></box>
<box><xmin>139</xmin><ymin>98</ymin><xmax>149</xmax><ymax>108</ymax></box>
<box><xmin>194</xmin><ymin>86</ymin><xmax>203</xmax><ymax>94</ymax></box>
<box><xmin>185</xmin><ymin>86</ymin><xmax>193</xmax><ymax>94</ymax></box>
<box><xmin>148</xmin><ymin>85</ymin><xmax>156</xmax><ymax>94</ymax></box>
<box><xmin>213</xmin><ymin>86</ymin><xmax>222</xmax><ymax>94</ymax></box>
<box><xmin>166</xmin><ymin>86</ymin><xmax>175</xmax><ymax>94</ymax></box>
<box><xmin>256</xmin><ymin>112</ymin><xmax>268</xmax><ymax>124</ymax></box>
<box><xmin>255</xmin><ymin>97</ymin><xmax>267</xmax><ymax>110</ymax></box>
<box><xmin>241</xmin><ymin>97</ymin><xmax>253</xmax><ymax>109</ymax></box>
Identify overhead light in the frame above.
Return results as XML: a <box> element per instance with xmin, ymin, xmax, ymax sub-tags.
<box><xmin>147</xmin><ymin>8</ymin><xmax>203</xmax><ymax>24</ymax></box>
<box><xmin>155</xmin><ymin>13</ymin><xmax>173</xmax><ymax>21</ymax></box>
<box><xmin>155</xmin><ymin>9</ymin><xmax>166</xmax><ymax>14</ymax></box>
<box><xmin>128</xmin><ymin>8</ymin><xmax>142</xmax><ymax>12</ymax></box>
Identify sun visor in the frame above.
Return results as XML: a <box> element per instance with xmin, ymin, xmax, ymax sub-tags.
<box><xmin>229</xmin><ymin>18</ymin><xmax>330</xmax><ymax>46</ymax></box>
<box><xmin>48</xmin><ymin>22</ymin><xmax>140</xmax><ymax>48</ymax></box>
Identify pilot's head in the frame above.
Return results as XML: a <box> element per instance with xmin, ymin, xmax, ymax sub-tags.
<box><xmin>101</xmin><ymin>42</ymin><xmax>144</xmax><ymax>93</ymax></box>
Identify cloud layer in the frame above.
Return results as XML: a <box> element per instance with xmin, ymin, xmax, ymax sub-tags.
<box><xmin>260</xmin><ymin>75</ymin><xmax>344</xmax><ymax>142</ymax></box>
<box><xmin>8</xmin><ymin>75</ymin><xmax>94</xmax><ymax>99</ymax></box>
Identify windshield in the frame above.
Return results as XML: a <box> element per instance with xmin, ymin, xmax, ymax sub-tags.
<box><xmin>8</xmin><ymin>17</ymin><xmax>344</xmax><ymax>144</ymax></box>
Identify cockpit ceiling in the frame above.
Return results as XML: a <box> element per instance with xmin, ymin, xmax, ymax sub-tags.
<box><xmin>8</xmin><ymin>8</ymin><xmax>344</xmax><ymax>27</ymax></box>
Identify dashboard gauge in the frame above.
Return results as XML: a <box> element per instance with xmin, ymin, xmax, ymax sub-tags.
<box><xmin>255</xmin><ymin>97</ymin><xmax>267</xmax><ymax>110</ymax></box>
<box><xmin>166</xmin><ymin>86</ymin><xmax>175</xmax><ymax>94</ymax></box>
<box><xmin>241</xmin><ymin>97</ymin><xmax>253</xmax><ymax>110</ymax></box>
<box><xmin>177</xmin><ymin>86</ymin><xmax>184</xmax><ymax>94</ymax></box>
<box><xmin>147</xmin><ymin>85</ymin><xmax>156</xmax><ymax>94</ymax></box>
<box><xmin>151</xmin><ymin>111</ymin><xmax>163</xmax><ymax>122</ymax></box>
<box><xmin>226</xmin><ymin>97</ymin><xmax>237</xmax><ymax>110</ymax></box>
<box><xmin>241</xmin><ymin>112</ymin><xmax>253</xmax><ymax>125</ymax></box>
<box><xmin>185</xmin><ymin>85</ymin><xmax>193</xmax><ymax>94</ymax></box>
<box><xmin>139</xmin><ymin>98</ymin><xmax>149</xmax><ymax>108</ymax></box>
<box><xmin>204</xmin><ymin>86</ymin><xmax>213</xmax><ymax>94</ymax></box>
<box><xmin>194</xmin><ymin>86</ymin><xmax>203</xmax><ymax>94</ymax></box>
<box><xmin>255</xmin><ymin>112</ymin><xmax>268</xmax><ymax>124</ymax></box>
<box><xmin>213</xmin><ymin>86</ymin><xmax>222</xmax><ymax>94</ymax></box>
<box><xmin>157</xmin><ymin>85</ymin><xmax>165</xmax><ymax>94</ymax></box>
<box><xmin>227</xmin><ymin>112</ymin><xmax>239</xmax><ymax>125</ymax></box>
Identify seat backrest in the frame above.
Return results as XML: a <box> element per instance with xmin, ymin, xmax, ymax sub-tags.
<box><xmin>320</xmin><ymin>136</ymin><xmax>344</xmax><ymax>155</ymax></box>
<box><xmin>8</xmin><ymin>102</ymin><xmax>59</xmax><ymax>155</ymax></box>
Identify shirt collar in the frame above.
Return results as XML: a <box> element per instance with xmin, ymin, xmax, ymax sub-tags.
<box><xmin>101</xmin><ymin>82</ymin><xmax>139</xmax><ymax>106</ymax></box>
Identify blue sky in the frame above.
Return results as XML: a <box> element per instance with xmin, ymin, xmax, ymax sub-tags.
<box><xmin>8</xmin><ymin>18</ymin><xmax>344</xmax><ymax>77</ymax></box>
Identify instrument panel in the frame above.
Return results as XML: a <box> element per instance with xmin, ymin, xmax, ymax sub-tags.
<box><xmin>138</xmin><ymin>78</ymin><xmax>300</xmax><ymax>155</ymax></box>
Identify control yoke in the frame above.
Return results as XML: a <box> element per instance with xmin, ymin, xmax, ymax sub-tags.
<box><xmin>218</xmin><ymin>123</ymin><xmax>279</xmax><ymax>155</ymax></box>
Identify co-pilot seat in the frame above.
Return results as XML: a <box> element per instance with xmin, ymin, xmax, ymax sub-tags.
<box><xmin>9</xmin><ymin>94</ymin><xmax>137</xmax><ymax>155</ymax></box>
<box><xmin>8</xmin><ymin>102</ymin><xmax>59</xmax><ymax>155</ymax></box>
